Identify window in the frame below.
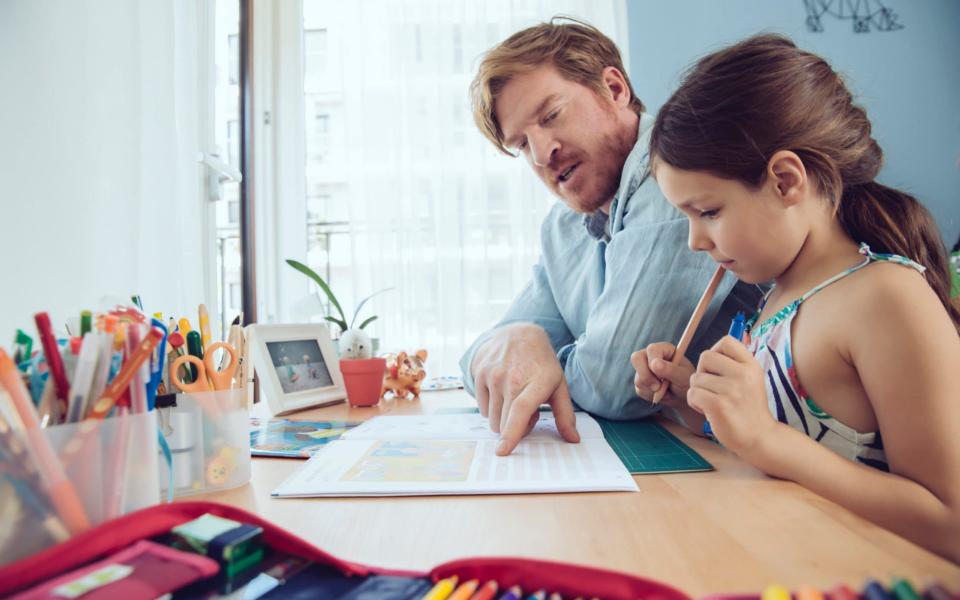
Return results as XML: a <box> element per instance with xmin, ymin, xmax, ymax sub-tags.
<box><xmin>237</xmin><ymin>1</ymin><xmax>626</xmax><ymax>375</ymax></box>
<box><xmin>227</xmin><ymin>34</ymin><xmax>239</xmax><ymax>85</ymax></box>
<box><xmin>304</xmin><ymin>29</ymin><xmax>329</xmax><ymax>93</ymax></box>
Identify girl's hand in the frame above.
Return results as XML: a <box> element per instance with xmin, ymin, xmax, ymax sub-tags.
<box><xmin>687</xmin><ymin>336</ymin><xmax>776</xmax><ymax>458</ymax></box>
<box><xmin>630</xmin><ymin>343</ymin><xmax>694</xmax><ymax>408</ymax></box>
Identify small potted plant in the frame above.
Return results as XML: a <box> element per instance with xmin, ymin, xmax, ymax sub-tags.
<box><xmin>286</xmin><ymin>259</ymin><xmax>391</xmax><ymax>407</ymax></box>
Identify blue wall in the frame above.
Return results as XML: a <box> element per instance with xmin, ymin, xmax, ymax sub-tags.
<box><xmin>626</xmin><ymin>0</ymin><xmax>960</xmax><ymax>247</ymax></box>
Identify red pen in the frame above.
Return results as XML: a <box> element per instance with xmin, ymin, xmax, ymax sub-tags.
<box><xmin>34</xmin><ymin>312</ymin><xmax>70</xmax><ymax>416</ymax></box>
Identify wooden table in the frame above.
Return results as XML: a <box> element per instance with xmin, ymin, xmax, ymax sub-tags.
<box><xmin>196</xmin><ymin>390</ymin><xmax>960</xmax><ymax>597</ymax></box>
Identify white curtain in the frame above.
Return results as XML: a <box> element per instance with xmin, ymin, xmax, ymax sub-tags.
<box><xmin>299</xmin><ymin>0</ymin><xmax>628</xmax><ymax>376</ymax></box>
<box><xmin>0</xmin><ymin>0</ymin><xmax>208</xmax><ymax>339</ymax></box>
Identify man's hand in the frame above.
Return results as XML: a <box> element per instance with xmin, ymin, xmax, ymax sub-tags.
<box><xmin>471</xmin><ymin>323</ymin><xmax>580</xmax><ymax>456</ymax></box>
<box><xmin>630</xmin><ymin>342</ymin><xmax>694</xmax><ymax>408</ymax></box>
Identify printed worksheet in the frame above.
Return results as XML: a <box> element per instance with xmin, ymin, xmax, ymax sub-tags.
<box><xmin>272</xmin><ymin>413</ymin><xmax>638</xmax><ymax>497</ymax></box>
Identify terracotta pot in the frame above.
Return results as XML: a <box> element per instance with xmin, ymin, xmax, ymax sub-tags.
<box><xmin>339</xmin><ymin>357</ymin><xmax>386</xmax><ymax>407</ymax></box>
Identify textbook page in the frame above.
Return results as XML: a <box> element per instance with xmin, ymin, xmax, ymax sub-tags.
<box><xmin>272</xmin><ymin>413</ymin><xmax>638</xmax><ymax>497</ymax></box>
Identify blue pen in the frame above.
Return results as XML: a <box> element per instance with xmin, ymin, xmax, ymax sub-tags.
<box><xmin>863</xmin><ymin>579</ymin><xmax>893</xmax><ymax>600</ymax></box>
<box><xmin>702</xmin><ymin>311</ymin><xmax>746</xmax><ymax>437</ymax></box>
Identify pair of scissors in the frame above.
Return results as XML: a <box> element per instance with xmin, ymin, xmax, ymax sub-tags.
<box><xmin>169</xmin><ymin>342</ymin><xmax>238</xmax><ymax>393</ymax></box>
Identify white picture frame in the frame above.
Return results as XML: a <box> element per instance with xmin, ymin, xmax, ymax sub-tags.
<box><xmin>245</xmin><ymin>323</ymin><xmax>346</xmax><ymax>416</ymax></box>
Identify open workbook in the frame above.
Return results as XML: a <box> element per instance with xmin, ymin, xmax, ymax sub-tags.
<box><xmin>272</xmin><ymin>412</ymin><xmax>638</xmax><ymax>497</ymax></box>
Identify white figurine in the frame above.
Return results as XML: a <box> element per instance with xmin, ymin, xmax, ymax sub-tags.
<box><xmin>338</xmin><ymin>328</ymin><xmax>373</xmax><ymax>359</ymax></box>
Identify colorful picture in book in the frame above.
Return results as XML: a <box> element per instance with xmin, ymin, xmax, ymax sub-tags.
<box><xmin>265</xmin><ymin>340</ymin><xmax>333</xmax><ymax>394</ymax></box>
<box><xmin>249</xmin><ymin>418</ymin><xmax>359</xmax><ymax>458</ymax></box>
<box><xmin>341</xmin><ymin>441</ymin><xmax>475</xmax><ymax>482</ymax></box>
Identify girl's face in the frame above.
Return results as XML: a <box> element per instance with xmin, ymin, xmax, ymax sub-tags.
<box><xmin>655</xmin><ymin>162</ymin><xmax>806</xmax><ymax>284</ymax></box>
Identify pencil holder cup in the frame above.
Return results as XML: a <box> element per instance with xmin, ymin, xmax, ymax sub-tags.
<box><xmin>157</xmin><ymin>389</ymin><xmax>250</xmax><ymax>498</ymax></box>
<box><xmin>0</xmin><ymin>410</ymin><xmax>160</xmax><ymax>566</ymax></box>
<box><xmin>339</xmin><ymin>357</ymin><xmax>386</xmax><ymax>407</ymax></box>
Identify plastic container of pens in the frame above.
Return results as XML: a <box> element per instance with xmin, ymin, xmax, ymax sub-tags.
<box><xmin>158</xmin><ymin>389</ymin><xmax>251</xmax><ymax>498</ymax></box>
<box><xmin>0</xmin><ymin>410</ymin><xmax>160</xmax><ymax>566</ymax></box>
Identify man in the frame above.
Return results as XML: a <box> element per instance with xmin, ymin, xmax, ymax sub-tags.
<box><xmin>461</xmin><ymin>19</ymin><xmax>762</xmax><ymax>455</ymax></box>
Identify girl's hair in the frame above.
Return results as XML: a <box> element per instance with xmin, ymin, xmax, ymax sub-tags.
<box><xmin>470</xmin><ymin>17</ymin><xmax>643</xmax><ymax>156</ymax></box>
<box><xmin>650</xmin><ymin>34</ymin><xmax>959</xmax><ymax>329</ymax></box>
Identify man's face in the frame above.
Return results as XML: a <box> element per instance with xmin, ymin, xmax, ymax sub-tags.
<box><xmin>495</xmin><ymin>65</ymin><xmax>636</xmax><ymax>214</ymax></box>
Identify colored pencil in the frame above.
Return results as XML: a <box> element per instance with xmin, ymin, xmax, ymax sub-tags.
<box><xmin>652</xmin><ymin>265</ymin><xmax>725</xmax><ymax>403</ymax></box>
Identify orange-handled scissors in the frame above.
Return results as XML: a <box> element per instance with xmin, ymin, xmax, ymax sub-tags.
<box><xmin>169</xmin><ymin>342</ymin><xmax>238</xmax><ymax>393</ymax></box>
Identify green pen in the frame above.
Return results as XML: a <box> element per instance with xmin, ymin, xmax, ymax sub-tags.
<box><xmin>891</xmin><ymin>578</ymin><xmax>921</xmax><ymax>600</ymax></box>
<box><xmin>79</xmin><ymin>310</ymin><xmax>92</xmax><ymax>337</ymax></box>
<box><xmin>186</xmin><ymin>330</ymin><xmax>204</xmax><ymax>381</ymax></box>
<box><xmin>13</xmin><ymin>329</ymin><xmax>33</xmax><ymax>371</ymax></box>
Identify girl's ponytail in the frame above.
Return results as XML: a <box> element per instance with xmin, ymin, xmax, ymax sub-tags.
<box><xmin>838</xmin><ymin>182</ymin><xmax>960</xmax><ymax>330</ymax></box>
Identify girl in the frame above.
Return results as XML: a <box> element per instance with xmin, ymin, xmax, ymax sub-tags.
<box><xmin>632</xmin><ymin>34</ymin><xmax>960</xmax><ymax>562</ymax></box>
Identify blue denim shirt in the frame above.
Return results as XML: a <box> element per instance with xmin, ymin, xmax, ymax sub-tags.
<box><xmin>459</xmin><ymin>114</ymin><xmax>764</xmax><ymax>420</ymax></box>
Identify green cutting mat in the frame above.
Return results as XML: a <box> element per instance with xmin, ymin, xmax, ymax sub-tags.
<box><xmin>593</xmin><ymin>417</ymin><xmax>713</xmax><ymax>474</ymax></box>
<box><xmin>434</xmin><ymin>407</ymin><xmax>712</xmax><ymax>474</ymax></box>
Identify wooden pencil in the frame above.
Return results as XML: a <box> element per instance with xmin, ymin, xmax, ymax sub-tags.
<box><xmin>651</xmin><ymin>265</ymin><xmax>726</xmax><ymax>404</ymax></box>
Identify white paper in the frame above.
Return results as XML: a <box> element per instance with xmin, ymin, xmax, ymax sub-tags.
<box><xmin>272</xmin><ymin>412</ymin><xmax>637</xmax><ymax>497</ymax></box>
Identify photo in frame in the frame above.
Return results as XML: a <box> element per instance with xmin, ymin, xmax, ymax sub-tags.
<box><xmin>245</xmin><ymin>323</ymin><xmax>346</xmax><ymax>415</ymax></box>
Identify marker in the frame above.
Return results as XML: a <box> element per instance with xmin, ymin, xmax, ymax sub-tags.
<box><xmin>13</xmin><ymin>329</ymin><xmax>33</xmax><ymax>370</ymax></box>
<box><xmin>497</xmin><ymin>588</ymin><xmax>523</xmax><ymax>600</ymax></box>
<box><xmin>864</xmin><ymin>580</ymin><xmax>893</xmax><ymax>600</ymax></box>
<box><xmin>178</xmin><ymin>317</ymin><xmax>193</xmax><ymax>336</ymax></box>
<box><xmin>34</xmin><ymin>312</ymin><xmax>70</xmax><ymax>417</ymax></box>
<box><xmin>186</xmin><ymin>330</ymin><xmax>204</xmax><ymax>382</ymax></box>
<box><xmin>0</xmin><ymin>348</ymin><xmax>91</xmax><ymax>534</ymax></box>
<box><xmin>797</xmin><ymin>586</ymin><xmax>824</xmax><ymax>600</ymax></box>
<box><xmin>762</xmin><ymin>585</ymin><xmax>791</xmax><ymax>600</ymax></box>
<box><xmin>423</xmin><ymin>575</ymin><xmax>459</xmax><ymax>600</ymax></box>
<box><xmin>702</xmin><ymin>311</ymin><xmax>746</xmax><ymax>437</ymax></box>
<box><xmin>131</xmin><ymin>295</ymin><xmax>143</xmax><ymax>311</ymax></box>
<box><xmin>653</xmin><ymin>265</ymin><xmax>726</xmax><ymax>403</ymax></box>
<box><xmin>80</xmin><ymin>310</ymin><xmax>93</xmax><ymax>336</ymax></box>
<box><xmin>525</xmin><ymin>591</ymin><xmax>546</xmax><ymax>600</ymax></box>
<box><xmin>85</xmin><ymin>331</ymin><xmax>115</xmax><ymax>418</ymax></box>
<box><xmin>891</xmin><ymin>579</ymin><xmax>920</xmax><ymax>600</ymax></box>
<box><xmin>89</xmin><ymin>328</ymin><xmax>163</xmax><ymax>419</ymax></box>
<box><xmin>470</xmin><ymin>580</ymin><xmax>499</xmax><ymax>600</ymax></box>
<box><xmin>449</xmin><ymin>580</ymin><xmax>479</xmax><ymax>600</ymax></box>
<box><xmin>66</xmin><ymin>333</ymin><xmax>99</xmax><ymax>423</ymax></box>
<box><xmin>828</xmin><ymin>584</ymin><xmax>860</xmax><ymax>600</ymax></box>
<box><xmin>198</xmin><ymin>303</ymin><xmax>212</xmax><ymax>350</ymax></box>
<box><xmin>921</xmin><ymin>583</ymin><xmax>954</xmax><ymax>600</ymax></box>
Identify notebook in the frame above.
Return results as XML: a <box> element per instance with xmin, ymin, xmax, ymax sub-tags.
<box><xmin>250</xmin><ymin>418</ymin><xmax>360</xmax><ymax>458</ymax></box>
<box><xmin>272</xmin><ymin>413</ymin><xmax>638</xmax><ymax>497</ymax></box>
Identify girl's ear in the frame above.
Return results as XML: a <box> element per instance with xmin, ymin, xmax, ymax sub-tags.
<box><xmin>766</xmin><ymin>150</ymin><xmax>807</xmax><ymax>207</ymax></box>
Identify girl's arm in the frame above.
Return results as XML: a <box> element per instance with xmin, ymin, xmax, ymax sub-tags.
<box><xmin>689</xmin><ymin>267</ymin><xmax>960</xmax><ymax>562</ymax></box>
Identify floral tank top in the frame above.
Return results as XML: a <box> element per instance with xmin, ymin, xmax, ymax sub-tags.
<box><xmin>745</xmin><ymin>243</ymin><xmax>926</xmax><ymax>471</ymax></box>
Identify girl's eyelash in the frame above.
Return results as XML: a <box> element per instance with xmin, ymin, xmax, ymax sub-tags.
<box><xmin>699</xmin><ymin>209</ymin><xmax>719</xmax><ymax>219</ymax></box>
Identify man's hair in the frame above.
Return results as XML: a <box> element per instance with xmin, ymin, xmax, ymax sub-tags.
<box><xmin>469</xmin><ymin>17</ymin><xmax>644</xmax><ymax>156</ymax></box>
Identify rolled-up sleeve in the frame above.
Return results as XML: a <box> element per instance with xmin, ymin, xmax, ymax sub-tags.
<box><xmin>459</xmin><ymin>257</ymin><xmax>575</xmax><ymax>396</ymax></box>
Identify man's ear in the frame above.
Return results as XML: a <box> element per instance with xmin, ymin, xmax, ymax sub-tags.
<box><xmin>601</xmin><ymin>66</ymin><xmax>631</xmax><ymax>108</ymax></box>
<box><xmin>766</xmin><ymin>150</ymin><xmax>807</xmax><ymax>207</ymax></box>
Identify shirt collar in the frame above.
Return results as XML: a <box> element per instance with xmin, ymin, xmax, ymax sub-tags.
<box><xmin>582</xmin><ymin>114</ymin><xmax>654</xmax><ymax>242</ymax></box>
